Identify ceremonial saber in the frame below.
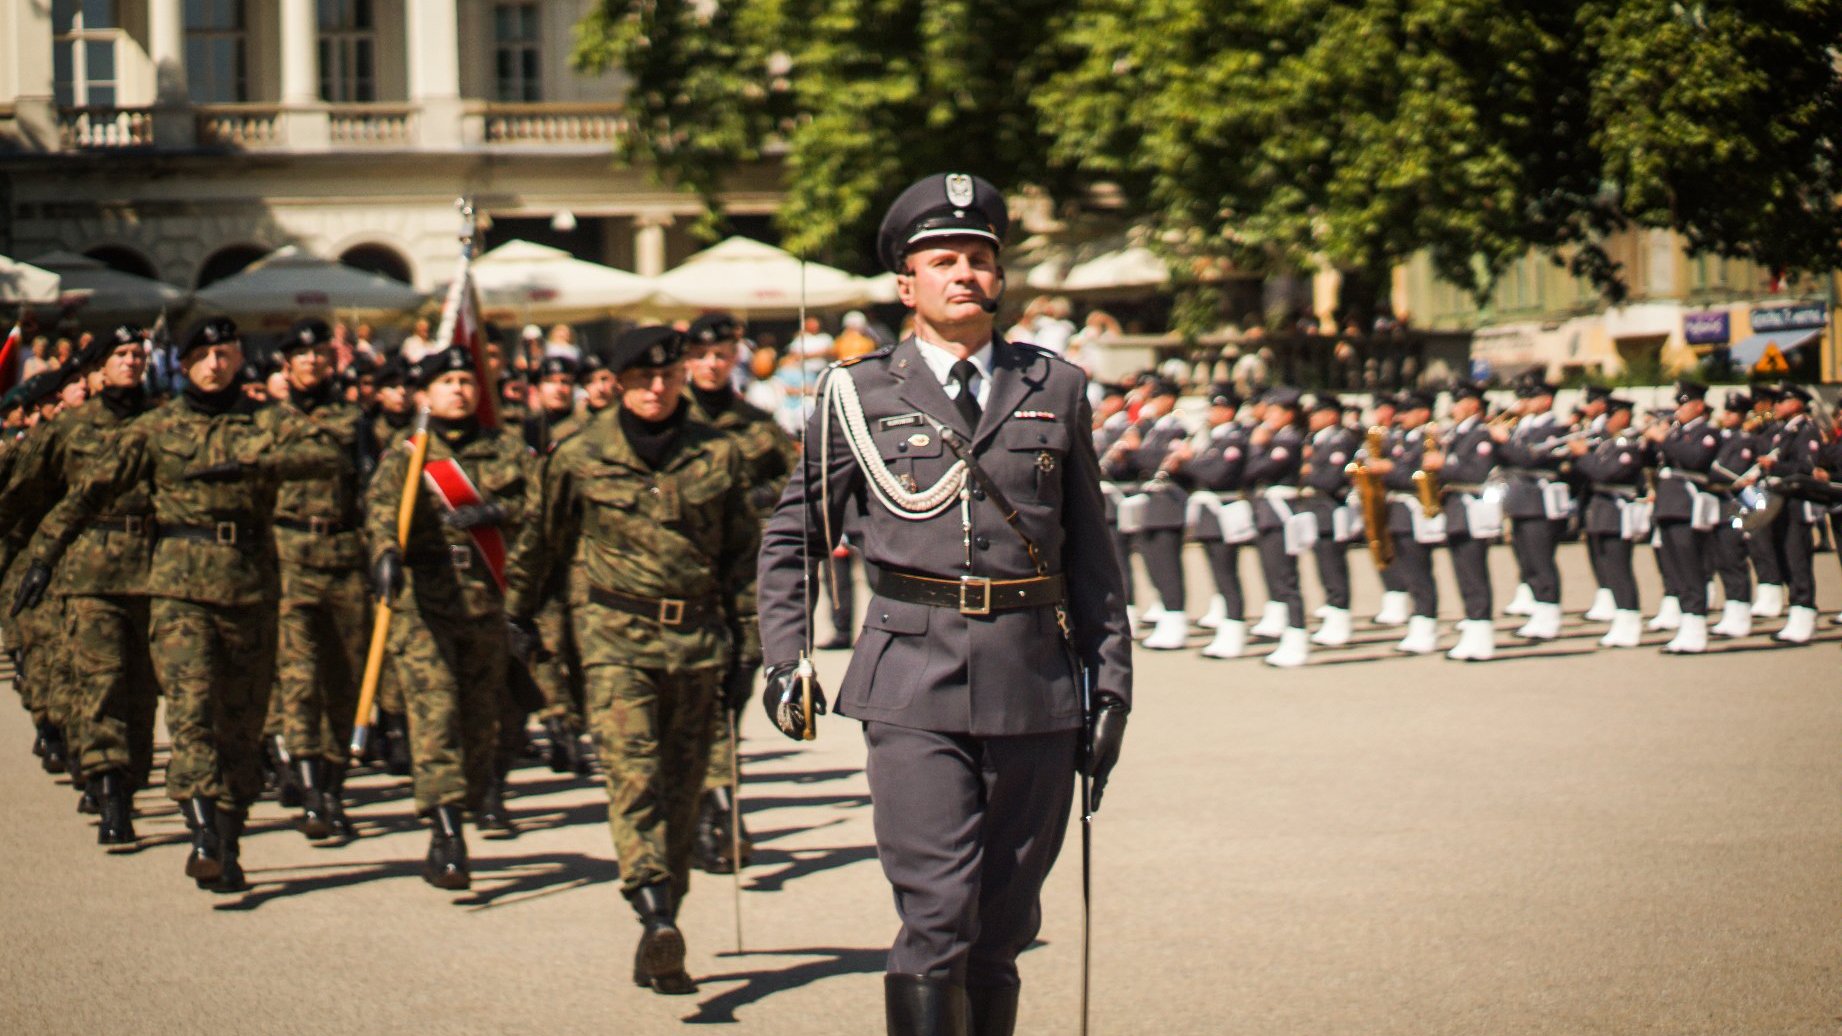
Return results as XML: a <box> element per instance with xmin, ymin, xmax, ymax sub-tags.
<box><xmin>796</xmin><ymin>257</ymin><xmax>817</xmax><ymax>742</ymax></box>
<box><xmin>730</xmin><ymin>718</ymin><xmax>745</xmax><ymax>953</ymax></box>
<box><xmin>1078</xmin><ymin>662</ymin><xmax>1095</xmax><ymax>1036</ymax></box>
<box><xmin>349</xmin><ymin>407</ymin><xmax>431</xmax><ymax>760</ymax></box>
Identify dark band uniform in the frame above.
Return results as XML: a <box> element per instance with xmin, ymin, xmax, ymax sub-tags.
<box><xmin>1653</xmin><ymin>381</ymin><xmax>1719</xmax><ymax>619</ymax></box>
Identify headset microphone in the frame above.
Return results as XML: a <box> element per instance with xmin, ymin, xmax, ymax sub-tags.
<box><xmin>977</xmin><ymin>270</ymin><xmax>1007</xmax><ymax>313</ymax></box>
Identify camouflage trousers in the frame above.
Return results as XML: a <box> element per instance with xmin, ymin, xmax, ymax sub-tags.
<box><xmin>275</xmin><ymin>563</ymin><xmax>370</xmax><ymax>763</ymax></box>
<box><xmin>12</xmin><ymin>597</ymin><xmax>67</xmax><ymax>724</ymax></box>
<box><xmin>703</xmin><ymin>665</ymin><xmax>756</xmax><ymax>792</ymax></box>
<box><xmin>390</xmin><ymin>576</ymin><xmax>507</xmax><ymax>814</ymax></box>
<box><xmin>531</xmin><ymin>595</ymin><xmax>584</xmax><ymax>729</ymax></box>
<box><xmin>64</xmin><ymin>594</ymin><xmax>157</xmax><ymax>788</ymax></box>
<box><xmin>149</xmin><ymin>596</ymin><xmax>277</xmax><ymax>810</ymax></box>
<box><xmin>586</xmin><ymin>662</ymin><xmax>719</xmax><ymax>898</ymax></box>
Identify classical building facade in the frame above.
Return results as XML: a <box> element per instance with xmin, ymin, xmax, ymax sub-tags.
<box><xmin>0</xmin><ymin>0</ymin><xmax>777</xmax><ymax>297</ymax></box>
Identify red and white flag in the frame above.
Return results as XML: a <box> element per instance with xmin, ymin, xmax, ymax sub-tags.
<box><xmin>431</xmin><ymin>255</ymin><xmax>500</xmax><ymax>429</ymax></box>
<box><xmin>0</xmin><ymin>321</ymin><xmax>25</xmax><ymax>395</ymax></box>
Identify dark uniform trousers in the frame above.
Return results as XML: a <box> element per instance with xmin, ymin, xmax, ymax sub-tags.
<box><xmin>1443</xmin><ymin>530</ymin><xmax>1493</xmax><ymax>621</ymax></box>
<box><xmin>1587</xmin><ymin>533</ymin><xmax>1638</xmax><ymax>609</ymax></box>
<box><xmin>1300</xmin><ymin>497</ymin><xmax>1351</xmax><ymax>610</ymax></box>
<box><xmin>65</xmin><ymin>593</ymin><xmax>157</xmax><ymax>787</ymax></box>
<box><xmin>1655</xmin><ymin>521</ymin><xmax>1709</xmax><ymax>613</ymax></box>
<box><xmin>1254</xmin><ymin>526</ymin><xmax>1303</xmax><ymax>627</ymax></box>
<box><xmin>1747</xmin><ymin>516</ymin><xmax>1783</xmax><ymax>586</ymax></box>
<box><xmin>1137</xmin><ymin>527</ymin><xmax>1186</xmax><ymax>612</ymax></box>
<box><xmin>1511</xmin><ymin>517</ymin><xmax>1563</xmax><ymax>604</ymax></box>
<box><xmin>1390</xmin><ymin>528</ymin><xmax>1438</xmax><ymax>618</ymax></box>
<box><xmin>1769</xmin><ymin>507</ymin><xmax>1818</xmax><ymax>608</ymax></box>
<box><xmin>1712</xmin><ymin>505</ymin><xmax>1752</xmax><ymax>604</ymax></box>
<box><xmin>1201</xmin><ymin>541</ymin><xmax>1245</xmax><ymax>617</ymax></box>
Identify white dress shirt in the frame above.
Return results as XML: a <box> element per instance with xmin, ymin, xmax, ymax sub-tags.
<box><xmin>913</xmin><ymin>336</ymin><xmax>993</xmax><ymax>410</ymax></box>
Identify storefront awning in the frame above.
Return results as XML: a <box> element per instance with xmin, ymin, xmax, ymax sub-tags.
<box><xmin>1728</xmin><ymin>327</ymin><xmax>1820</xmax><ymax>367</ymax></box>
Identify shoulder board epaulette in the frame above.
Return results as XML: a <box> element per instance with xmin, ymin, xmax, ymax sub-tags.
<box><xmin>834</xmin><ymin>344</ymin><xmax>894</xmax><ymax>369</ymax></box>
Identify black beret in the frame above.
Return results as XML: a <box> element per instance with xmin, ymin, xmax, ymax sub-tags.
<box><xmin>374</xmin><ymin>355</ymin><xmax>409</xmax><ymax>388</ymax></box>
<box><xmin>608</xmin><ymin>325</ymin><xmax>686</xmax><ymax>373</ymax></box>
<box><xmin>877</xmin><ymin>172</ymin><xmax>1008</xmax><ymax>273</ymax></box>
<box><xmin>1207</xmin><ymin>383</ymin><xmax>1240</xmax><ymax>409</ymax></box>
<box><xmin>0</xmin><ymin>386</ymin><xmax>23</xmax><ymax>414</ymax></box>
<box><xmin>1450</xmin><ymin>382</ymin><xmax>1485</xmax><ymax>402</ymax></box>
<box><xmin>1263</xmin><ymin>386</ymin><xmax>1303</xmax><ymax>409</ymax></box>
<box><xmin>411</xmin><ymin>345</ymin><xmax>476</xmax><ymax>388</ymax></box>
<box><xmin>578</xmin><ymin>346</ymin><xmax>609</xmax><ymax>376</ymax></box>
<box><xmin>535</xmin><ymin>355</ymin><xmax>579</xmax><ymax>380</ymax></box>
<box><xmin>1673</xmin><ymin>379</ymin><xmax>1708</xmax><ymax>404</ymax></box>
<box><xmin>108</xmin><ymin>324</ymin><xmax>146</xmax><ymax>349</ymax></box>
<box><xmin>1778</xmin><ymin>381</ymin><xmax>1813</xmax><ymax>404</ymax></box>
<box><xmin>19</xmin><ymin>370</ymin><xmax>64</xmax><ymax>408</ymax></box>
<box><xmin>182</xmin><ymin>316</ymin><xmax>240</xmax><ymax>354</ymax></box>
<box><xmin>1397</xmin><ymin>390</ymin><xmax>1435</xmax><ymax>411</ymax></box>
<box><xmin>282</xmin><ymin>317</ymin><xmax>332</xmax><ymax>354</ymax></box>
<box><xmin>688</xmin><ymin>312</ymin><xmax>741</xmax><ymax>344</ymax></box>
<box><xmin>73</xmin><ymin>333</ymin><xmax>120</xmax><ymax>371</ymax></box>
<box><xmin>1605</xmin><ymin>396</ymin><xmax>1635</xmax><ymax>413</ymax></box>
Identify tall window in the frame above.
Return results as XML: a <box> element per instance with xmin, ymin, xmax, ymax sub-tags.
<box><xmin>185</xmin><ymin>0</ymin><xmax>247</xmax><ymax>104</ymax></box>
<box><xmin>52</xmin><ymin>0</ymin><xmax>119</xmax><ymax>108</ymax></box>
<box><xmin>318</xmin><ymin>0</ymin><xmax>376</xmax><ymax>103</ymax></box>
<box><xmin>494</xmin><ymin>3</ymin><xmax>542</xmax><ymax>102</ymax></box>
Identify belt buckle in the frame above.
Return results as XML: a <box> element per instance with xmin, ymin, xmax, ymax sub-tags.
<box><xmin>658</xmin><ymin>598</ymin><xmax>686</xmax><ymax>626</ymax></box>
<box><xmin>124</xmin><ymin>515</ymin><xmax>145</xmax><ymax>535</ymax></box>
<box><xmin>449</xmin><ymin>544</ymin><xmax>472</xmax><ymax>570</ymax></box>
<box><xmin>958</xmin><ymin>576</ymin><xmax>992</xmax><ymax>616</ymax></box>
<box><xmin>310</xmin><ymin>516</ymin><xmax>335</xmax><ymax>535</ymax></box>
<box><xmin>214</xmin><ymin>521</ymin><xmax>237</xmax><ymax>545</ymax></box>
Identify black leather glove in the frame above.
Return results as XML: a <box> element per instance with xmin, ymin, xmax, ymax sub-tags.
<box><xmin>723</xmin><ymin>661</ymin><xmax>758</xmax><ymax>716</ymax></box>
<box><xmin>181</xmin><ymin>461</ymin><xmax>249</xmax><ymax>483</ymax></box>
<box><xmin>10</xmin><ymin>561</ymin><xmax>52</xmax><ymax>617</ymax></box>
<box><xmin>443</xmin><ymin>502</ymin><xmax>507</xmax><ymax>530</ymax></box>
<box><xmin>1080</xmin><ymin>693</ymin><xmax>1129</xmax><ymax>814</ymax></box>
<box><xmin>762</xmin><ymin>660</ymin><xmax>825</xmax><ymax>741</ymax></box>
<box><xmin>371</xmin><ymin>548</ymin><xmax>405</xmax><ymax>604</ymax></box>
<box><xmin>505</xmin><ymin>615</ymin><xmax>546</xmax><ymax>662</ymax></box>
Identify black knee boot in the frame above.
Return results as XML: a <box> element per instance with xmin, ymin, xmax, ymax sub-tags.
<box><xmin>542</xmin><ymin>715</ymin><xmax>579</xmax><ymax>774</ymax></box>
<box><xmin>39</xmin><ymin>721</ymin><xmax>66</xmax><ymax>774</ymax></box>
<box><xmin>384</xmin><ymin>712</ymin><xmax>412</xmax><ymax>776</ymax></box>
<box><xmin>885</xmin><ymin>974</ymin><xmax>971</xmax><ymax>1036</ymax></box>
<box><xmin>693</xmin><ymin>787</ymin><xmax>750</xmax><ymax>874</ymax></box>
<box><xmin>967</xmin><ymin>985</ymin><xmax>1019</xmax><ymax>1036</ymax></box>
<box><xmin>267</xmin><ymin>734</ymin><xmax>301</xmax><ymax>807</ymax></box>
<box><xmin>212</xmin><ymin>807</ymin><xmax>249</xmax><ymax>894</ymax></box>
<box><xmin>294</xmin><ymin>757</ymin><xmax>331</xmax><ymax>839</ymax></box>
<box><xmin>180</xmin><ymin>794</ymin><xmax>222</xmax><ymax>887</ymax></box>
<box><xmin>629</xmin><ymin>883</ymin><xmax>697</xmax><ymax>995</ymax></box>
<box><xmin>96</xmin><ymin>771</ymin><xmax>137</xmax><ymax>849</ymax></box>
<box><xmin>321</xmin><ymin>760</ymin><xmax>353</xmax><ymax>840</ymax></box>
<box><xmin>423</xmin><ymin>806</ymin><xmax>470</xmax><ymax>890</ymax></box>
<box><xmin>475</xmin><ymin>768</ymin><xmax>517</xmax><ymax>839</ymax></box>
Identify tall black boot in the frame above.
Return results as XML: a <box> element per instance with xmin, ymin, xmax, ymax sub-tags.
<box><xmin>293</xmin><ymin>757</ymin><xmax>331</xmax><ymax>839</ymax></box>
<box><xmin>475</xmin><ymin>769</ymin><xmax>518</xmax><ymax>839</ymax></box>
<box><xmin>31</xmin><ymin>718</ymin><xmax>48</xmax><ymax>759</ymax></box>
<box><xmin>629</xmin><ymin>884</ymin><xmax>697</xmax><ymax>995</ymax></box>
<box><xmin>96</xmin><ymin>772</ymin><xmax>137</xmax><ymax>849</ymax></box>
<box><xmin>885</xmin><ymin>974</ymin><xmax>971</xmax><ymax>1036</ymax></box>
<box><xmin>212</xmin><ymin>807</ymin><xmax>249</xmax><ymax>894</ymax></box>
<box><xmin>77</xmin><ymin>776</ymin><xmax>101</xmax><ymax>815</ymax></box>
<box><xmin>321</xmin><ymin>760</ymin><xmax>354</xmax><ymax>840</ymax></box>
<box><xmin>692</xmin><ymin>791</ymin><xmax>731</xmax><ymax>874</ymax></box>
<box><xmin>423</xmin><ymin>806</ymin><xmax>470</xmax><ymax>890</ymax></box>
<box><xmin>267</xmin><ymin>734</ymin><xmax>301</xmax><ymax>807</ymax></box>
<box><xmin>180</xmin><ymin>794</ymin><xmax>222</xmax><ymax>887</ymax></box>
<box><xmin>384</xmin><ymin>712</ymin><xmax>412</xmax><ymax>776</ymax></box>
<box><xmin>542</xmin><ymin>715</ymin><xmax>580</xmax><ymax>774</ymax></box>
<box><xmin>967</xmin><ymin>986</ymin><xmax>1019</xmax><ymax>1036</ymax></box>
<box><xmin>39</xmin><ymin>722</ymin><xmax>66</xmax><ymax>774</ymax></box>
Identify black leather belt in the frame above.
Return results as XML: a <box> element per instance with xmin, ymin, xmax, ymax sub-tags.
<box><xmin>86</xmin><ymin>515</ymin><xmax>151</xmax><ymax>536</ymax></box>
<box><xmin>406</xmin><ymin>545</ymin><xmax>477</xmax><ymax>571</ymax></box>
<box><xmin>1591</xmin><ymin>483</ymin><xmax>1640</xmax><ymax>499</ymax></box>
<box><xmin>868</xmin><ymin>565</ymin><xmax>1065</xmax><ymax>616</ymax></box>
<box><xmin>275</xmin><ymin>515</ymin><xmax>354</xmax><ymax>535</ymax></box>
<box><xmin>158</xmin><ymin>520</ymin><xmax>258</xmax><ymax>547</ymax></box>
<box><xmin>588</xmin><ymin>585</ymin><xmax>719</xmax><ymax>627</ymax></box>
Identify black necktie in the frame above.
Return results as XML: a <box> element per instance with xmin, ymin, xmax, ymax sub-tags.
<box><xmin>949</xmin><ymin>359</ymin><xmax>982</xmax><ymax>429</ymax></box>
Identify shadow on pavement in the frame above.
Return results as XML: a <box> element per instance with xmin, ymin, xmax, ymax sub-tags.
<box><xmin>741</xmin><ymin>843</ymin><xmax>879</xmax><ymax>894</ymax></box>
<box><xmin>682</xmin><ymin>946</ymin><xmax>887</xmax><ymax>1025</ymax></box>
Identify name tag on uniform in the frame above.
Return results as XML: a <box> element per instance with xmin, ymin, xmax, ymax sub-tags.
<box><xmin>880</xmin><ymin>413</ymin><xmax>925</xmax><ymax>429</ymax></box>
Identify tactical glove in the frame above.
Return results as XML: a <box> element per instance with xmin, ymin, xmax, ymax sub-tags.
<box><xmin>1080</xmin><ymin>693</ymin><xmax>1129</xmax><ymax>814</ymax></box>
<box><xmin>723</xmin><ymin>661</ymin><xmax>758</xmax><ymax>716</ymax></box>
<box><xmin>442</xmin><ymin>502</ymin><xmax>507</xmax><ymax>530</ymax></box>
<box><xmin>762</xmin><ymin>660</ymin><xmax>825</xmax><ymax>741</ymax></box>
<box><xmin>181</xmin><ymin>461</ymin><xmax>250</xmax><ymax>483</ymax></box>
<box><xmin>10</xmin><ymin>561</ymin><xmax>52</xmax><ymax>617</ymax></box>
<box><xmin>371</xmin><ymin>548</ymin><xmax>405</xmax><ymax>604</ymax></box>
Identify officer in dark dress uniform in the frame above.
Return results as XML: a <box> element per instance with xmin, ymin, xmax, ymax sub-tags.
<box><xmin>755</xmin><ymin>173</ymin><xmax>1132</xmax><ymax>1036</ymax></box>
<box><xmin>1243</xmin><ymin>387</ymin><xmax>1310</xmax><ymax>666</ymax></box>
<box><xmin>1438</xmin><ymin>384</ymin><xmax>1501</xmax><ymax>660</ymax></box>
<box><xmin>1647</xmin><ymin>380</ymin><xmax>1719</xmax><ymax>653</ymax></box>
<box><xmin>1570</xmin><ymin>398</ymin><xmax>1648</xmax><ymax>647</ymax></box>
<box><xmin>1368</xmin><ymin>394</ymin><xmax>1414</xmax><ymax>626</ymax></box>
<box><xmin>1378</xmin><ymin>392</ymin><xmax>1444</xmax><ymax>654</ymax></box>
<box><xmin>1707</xmin><ymin>392</ymin><xmax>1759</xmax><ymax>637</ymax></box>
<box><xmin>1299</xmin><ymin>393</ymin><xmax>1359</xmax><ymax>647</ymax></box>
<box><xmin>1744</xmin><ymin>385</ymin><xmax>1786</xmax><ymax>616</ymax></box>
<box><xmin>1104</xmin><ymin>378</ymin><xmax>1190</xmax><ymax>649</ymax></box>
<box><xmin>1760</xmin><ymin>382</ymin><xmax>1826</xmax><ymax>643</ymax></box>
<box><xmin>1497</xmin><ymin>382</ymin><xmax>1571</xmax><ymax>640</ymax></box>
<box><xmin>1180</xmin><ymin>386</ymin><xmax>1253</xmax><ymax>658</ymax></box>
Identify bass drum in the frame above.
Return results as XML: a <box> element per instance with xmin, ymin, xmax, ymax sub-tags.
<box><xmin>1736</xmin><ymin>482</ymin><xmax>1781</xmax><ymax>532</ymax></box>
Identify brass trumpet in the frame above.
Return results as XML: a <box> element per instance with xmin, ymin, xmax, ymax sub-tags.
<box><xmin>1345</xmin><ymin>426</ymin><xmax>1394</xmax><ymax>568</ymax></box>
<box><xmin>1411</xmin><ymin>427</ymin><xmax>1443</xmax><ymax>518</ymax></box>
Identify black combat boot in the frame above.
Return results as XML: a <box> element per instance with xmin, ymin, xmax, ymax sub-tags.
<box><xmin>542</xmin><ymin>715</ymin><xmax>579</xmax><ymax>774</ymax></box>
<box><xmin>77</xmin><ymin>777</ymin><xmax>101</xmax><ymax>815</ymax></box>
<box><xmin>96</xmin><ymin>772</ymin><xmax>137</xmax><ymax>849</ymax></box>
<box><xmin>212</xmin><ymin>807</ymin><xmax>249</xmax><ymax>894</ymax></box>
<box><xmin>267</xmin><ymin>734</ymin><xmax>301</xmax><ymax>807</ymax></box>
<box><xmin>180</xmin><ymin>794</ymin><xmax>222</xmax><ymax>887</ymax></box>
<box><xmin>629</xmin><ymin>883</ymin><xmax>697</xmax><ymax>995</ymax></box>
<box><xmin>39</xmin><ymin>722</ymin><xmax>67</xmax><ymax>774</ymax></box>
<box><xmin>423</xmin><ymin>806</ymin><xmax>470</xmax><ymax>890</ymax></box>
<box><xmin>321</xmin><ymin>760</ymin><xmax>354</xmax><ymax>840</ymax></box>
<box><xmin>885</xmin><ymin>974</ymin><xmax>972</xmax><ymax>1036</ymax></box>
<box><xmin>475</xmin><ymin>770</ymin><xmax>518</xmax><ymax>839</ymax></box>
<box><xmin>293</xmin><ymin>757</ymin><xmax>331</xmax><ymax>839</ymax></box>
<box><xmin>693</xmin><ymin>787</ymin><xmax>752</xmax><ymax>874</ymax></box>
<box><xmin>967</xmin><ymin>985</ymin><xmax>1019</xmax><ymax>1036</ymax></box>
<box><xmin>384</xmin><ymin>712</ymin><xmax>412</xmax><ymax>776</ymax></box>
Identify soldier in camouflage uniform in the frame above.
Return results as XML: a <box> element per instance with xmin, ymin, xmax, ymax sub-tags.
<box><xmin>681</xmin><ymin>312</ymin><xmax>796</xmax><ymax>875</ymax></box>
<box><xmin>269</xmin><ymin>318</ymin><xmax>375</xmax><ymax>840</ymax></box>
<box><xmin>506</xmin><ymin>325</ymin><xmax>759</xmax><ymax>997</ymax></box>
<box><xmin>369</xmin><ymin>354</ymin><xmax>416</xmax><ymax>774</ymax></box>
<box><xmin>0</xmin><ymin>329</ymin><xmax>156</xmax><ymax>846</ymax></box>
<box><xmin>367</xmin><ymin>344</ymin><xmax>536</xmax><ymax>890</ymax></box>
<box><xmin>14</xmin><ymin>317</ymin><xmax>338</xmax><ymax>894</ymax></box>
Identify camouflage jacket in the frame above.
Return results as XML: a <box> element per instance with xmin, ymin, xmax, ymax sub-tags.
<box><xmin>0</xmin><ymin>421</ymin><xmax>68</xmax><ymax>592</ymax></box>
<box><xmin>545</xmin><ymin>404</ymin><xmax>609</xmax><ymax>452</ymax></box>
<box><xmin>366</xmin><ymin>423</ymin><xmax>535</xmax><ymax>621</ymax></box>
<box><xmin>505</xmin><ymin>409</ymin><xmax>760</xmax><ymax>671</ymax></box>
<box><xmin>273</xmin><ymin>396</ymin><xmax>370</xmax><ymax>571</ymax></box>
<box><xmin>373</xmin><ymin>410</ymin><xmax>415</xmax><ymax>451</ymax></box>
<box><xmin>686</xmin><ymin>389</ymin><xmax>798</xmax><ymax>516</ymax></box>
<box><xmin>0</xmin><ymin>395</ymin><xmax>157</xmax><ymax>596</ymax></box>
<box><xmin>32</xmin><ymin>395</ymin><xmax>339</xmax><ymax>607</ymax></box>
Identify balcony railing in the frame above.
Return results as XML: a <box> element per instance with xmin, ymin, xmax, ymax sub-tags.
<box><xmin>57</xmin><ymin>106</ymin><xmax>154</xmax><ymax>149</ymax></box>
<box><xmin>195</xmin><ymin>104</ymin><xmax>283</xmax><ymax>149</ymax></box>
<box><xmin>482</xmin><ymin>102</ymin><xmax>628</xmax><ymax>147</ymax></box>
<box><xmin>328</xmin><ymin>104</ymin><xmax>418</xmax><ymax>148</ymax></box>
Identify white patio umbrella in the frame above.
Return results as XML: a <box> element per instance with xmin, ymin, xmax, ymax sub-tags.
<box><xmin>0</xmin><ymin>254</ymin><xmax>63</xmax><ymax>306</ymax></box>
<box><xmin>1060</xmin><ymin>245</ymin><xmax>1169</xmax><ymax>293</ymax></box>
<box><xmin>29</xmin><ymin>251</ymin><xmax>187</xmax><ymax>322</ymax></box>
<box><xmin>648</xmin><ymin>237</ymin><xmax>872</xmax><ymax>316</ymax></box>
<box><xmin>193</xmin><ymin>245</ymin><xmax>427</xmax><ymax>331</ymax></box>
<box><xmin>472</xmin><ymin>239</ymin><xmax>655</xmax><ymax>325</ymax></box>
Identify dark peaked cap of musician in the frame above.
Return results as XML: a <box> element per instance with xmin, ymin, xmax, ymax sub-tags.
<box><xmin>755</xmin><ymin>171</ymin><xmax>1133</xmax><ymax>1035</ymax></box>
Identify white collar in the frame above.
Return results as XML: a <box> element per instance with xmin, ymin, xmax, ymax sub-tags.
<box><xmin>912</xmin><ymin>335</ymin><xmax>993</xmax><ymax>387</ymax></box>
